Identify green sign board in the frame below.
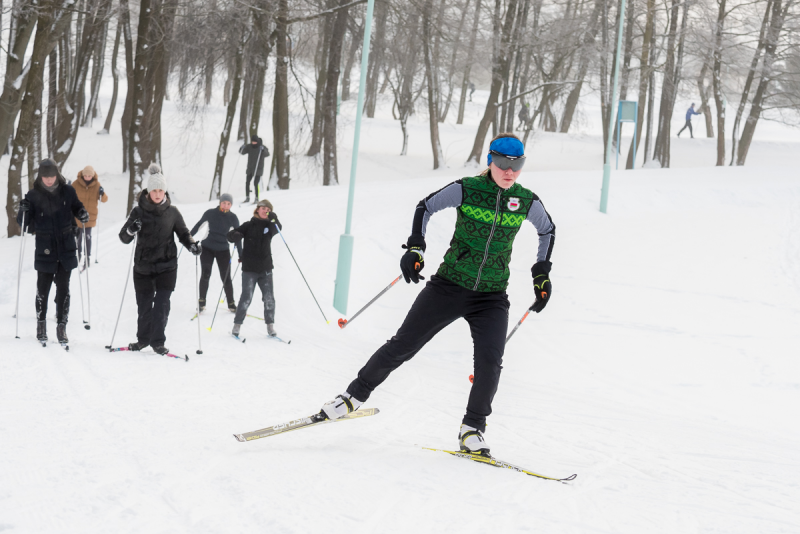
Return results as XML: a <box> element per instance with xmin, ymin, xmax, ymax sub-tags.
<box><xmin>619</xmin><ymin>100</ymin><xmax>637</xmax><ymax>122</ymax></box>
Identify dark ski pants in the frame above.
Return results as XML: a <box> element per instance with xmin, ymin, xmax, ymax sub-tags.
<box><xmin>76</xmin><ymin>227</ymin><xmax>93</xmax><ymax>259</ymax></box>
<box><xmin>36</xmin><ymin>263</ymin><xmax>71</xmax><ymax>323</ymax></box>
<box><xmin>245</xmin><ymin>172</ymin><xmax>263</xmax><ymax>199</ymax></box>
<box><xmin>199</xmin><ymin>246</ymin><xmax>235</xmax><ymax>305</ymax></box>
<box><xmin>133</xmin><ymin>268</ymin><xmax>177</xmax><ymax>348</ymax></box>
<box><xmin>677</xmin><ymin>120</ymin><xmax>693</xmax><ymax>138</ymax></box>
<box><xmin>347</xmin><ymin>275</ymin><xmax>510</xmax><ymax>432</ymax></box>
<box><xmin>234</xmin><ymin>270</ymin><xmax>275</xmax><ymax>325</ymax></box>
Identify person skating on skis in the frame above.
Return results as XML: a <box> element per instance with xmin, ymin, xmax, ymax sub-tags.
<box><xmin>118</xmin><ymin>164</ymin><xmax>201</xmax><ymax>355</ymax></box>
<box><xmin>320</xmin><ymin>133</ymin><xmax>556</xmax><ymax>456</ymax></box>
<box><xmin>17</xmin><ymin>158</ymin><xmax>90</xmax><ymax>345</ymax></box>
<box><xmin>677</xmin><ymin>103</ymin><xmax>703</xmax><ymax>138</ymax></box>
<box><xmin>73</xmin><ymin>165</ymin><xmax>108</xmax><ymax>266</ymax></box>
<box><xmin>238</xmin><ymin>135</ymin><xmax>269</xmax><ymax>203</ymax></box>
<box><xmin>190</xmin><ymin>193</ymin><xmax>243</xmax><ymax>312</ymax></box>
<box><xmin>226</xmin><ymin>199</ymin><xmax>282</xmax><ymax>338</ymax></box>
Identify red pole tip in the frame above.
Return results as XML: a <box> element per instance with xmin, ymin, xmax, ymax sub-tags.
<box><xmin>338</xmin><ymin>318</ymin><xmax>347</xmax><ymax>328</ymax></box>
<box><xmin>469</xmin><ymin>374</ymin><xmax>474</xmax><ymax>383</ymax></box>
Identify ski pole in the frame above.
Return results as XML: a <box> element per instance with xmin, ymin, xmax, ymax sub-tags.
<box><xmin>207</xmin><ymin>242</ymin><xmax>237</xmax><ymax>332</ymax></box>
<box><xmin>106</xmin><ymin>234</ymin><xmax>137</xmax><ymax>349</ymax></box>
<box><xmin>15</xmin><ymin>212</ymin><xmax>28</xmax><ymax>338</ymax></box>
<box><xmin>505</xmin><ymin>302</ymin><xmax>536</xmax><ymax>344</ymax></box>
<box><xmin>94</xmin><ymin>222</ymin><xmax>99</xmax><ymax>263</ymax></box>
<box><xmin>275</xmin><ymin>225</ymin><xmax>329</xmax><ymax>324</ymax></box>
<box><xmin>195</xmin><ymin>254</ymin><xmax>204</xmax><ymax>354</ymax></box>
<box><xmin>83</xmin><ymin>225</ymin><xmax>92</xmax><ymax>330</ymax></box>
<box><xmin>337</xmin><ymin>274</ymin><xmax>402</xmax><ymax>329</ymax></box>
<box><xmin>76</xmin><ymin>233</ymin><xmax>87</xmax><ymax>327</ymax></box>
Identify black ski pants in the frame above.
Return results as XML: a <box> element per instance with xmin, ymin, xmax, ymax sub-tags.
<box><xmin>677</xmin><ymin>119</ymin><xmax>693</xmax><ymax>138</ymax></box>
<box><xmin>77</xmin><ymin>227</ymin><xmax>93</xmax><ymax>259</ymax></box>
<box><xmin>36</xmin><ymin>262</ymin><xmax>71</xmax><ymax>323</ymax></box>
<box><xmin>245</xmin><ymin>172</ymin><xmax>262</xmax><ymax>199</ymax></box>
<box><xmin>199</xmin><ymin>246</ymin><xmax>235</xmax><ymax>305</ymax></box>
<box><xmin>234</xmin><ymin>270</ymin><xmax>275</xmax><ymax>325</ymax></box>
<box><xmin>133</xmin><ymin>268</ymin><xmax>177</xmax><ymax>348</ymax></box>
<box><xmin>347</xmin><ymin>275</ymin><xmax>510</xmax><ymax>432</ymax></box>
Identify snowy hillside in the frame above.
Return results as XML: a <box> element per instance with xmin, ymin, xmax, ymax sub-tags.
<box><xmin>2</xmin><ymin>71</ymin><xmax>800</xmax><ymax>532</ymax></box>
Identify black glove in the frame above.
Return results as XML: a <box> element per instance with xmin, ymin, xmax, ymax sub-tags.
<box><xmin>268</xmin><ymin>212</ymin><xmax>279</xmax><ymax>224</ymax></box>
<box><xmin>531</xmin><ymin>261</ymin><xmax>552</xmax><ymax>313</ymax></box>
<box><xmin>19</xmin><ymin>199</ymin><xmax>31</xmax><ymax>212</ymax></box>
<box><xmin>400</xmin><ymin>238</ymin><xmax>426</xmax><ymax>284</ymax></box>
<box><xmin>98</xmin><ymin>186</ymin><xmax>105</xmax><ymax>199</ymax></box>
<box><xmin>128</xmin><ymin>219</ymin><xmax>142</xmax><ymax>235</ymax></box>
<box><xmin>189</xmin><ymin>242</ymin><xmax>202</xmax><ymax>256</ymax></box>
<box><xmin>77</xmin><ymin>208</ymin><xmax>90</xmax><ymax>223</ymax></box>
<box><xmin>228</xmin><ymin>230</ymin><xmax>243</xmax><ymax>242</ymax></box>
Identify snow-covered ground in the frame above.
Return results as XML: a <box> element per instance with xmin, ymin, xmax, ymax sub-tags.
<box><xmin>1</xmin><ymin>71</ymin><xmax>800</xmax><ymax>533</ymax></box>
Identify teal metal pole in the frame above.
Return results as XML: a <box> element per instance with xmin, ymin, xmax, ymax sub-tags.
<box><xmin>600</xmin><ymin>0</ymin><xmax>628</xmax><ymax>214</ymax></box>
<box><xmin>334</xmin><ymin>0</ymin><xmax>375</xmax><ymax>314</ymax></box>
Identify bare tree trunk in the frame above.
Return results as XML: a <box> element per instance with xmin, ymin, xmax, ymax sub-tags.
<box><xmin>120</xmin><ymin>0</ymin><xmax>133</xmax><ymax>172</ymax></box>
<box><xmin>101</xmin><ymin>19</ymin><xmax>121</xmax><ymax>134</ymax></box>
<box><xmin>308</xmin><ymin>8</ymin><xmax>335</xmax><ymax>157</ymax></box>
<box><xmin>341</xmin><ymin>17</ymin><xmax>362</xmax><ymax>102</ymax></box>
<box><xmin>127</xmin><ymin>0</ymin><xmax>154</xmax><ymax>212</ymax></box>
<box><xmin>82</xmin><ymin>19</ymin><xmax>108</xmax><ymax>126</ymax></box>
<box><xmin>210</xmin><ymin>36</ymin><xmax>245</xmax><ymax>200</ymax></box>
<box><xmin>457</xmin><ymin>0</ymin><xmax>482</xmax><ymax>125</ymax></box>
<box><xmin>364</xmin><ymin>0</ymin><xmax>387</xmax><ymax>118</ymax></box>
<box><xmin>652</xmin><ymin>0</ymin><xmax>681</xmax><ymax>168</ymax></box>
<box><xmin>711</xmin><ymin>0</ymin><xmax>727</xmax><ymax>166</ymax></box>
<box><xmin>47</xmin><ymin>49</ymin><xmax>58</xmax><ymax>156</ymax></box>
<box><xmin>0</xmin><ymin>0</ymin><xmax>36</xmax><ymax>150</ymax></box>
<box><xmin>696</xmin><ymin>57</ymin><xmax>714</xmax><ymax>137</ymax></box>
<box><xmin>144</xmin><ymin>0</ymin><xmax>178</xmax><ymax>168</ymax></box>
<box><xmin>322</xmin><ymin>0</ymin><xmax>350</xmax><ymax>185</ymax></box>
<box><xmin>238</xmin><ymin>67</ymin><xmax>253</xmax><ymax>142</ymax></box>
<box><xmin>619</xmin><ymin>0</ymin><xmax>635</xmax><ymax>99</ymax></box>
<box><xmin>204</xmin><ymin>0</ymin><xmax>217</xmax><ymax>105</ymax></box>
<box><xmin>559</xmin><ymin>0</ymin><xmax>603</xmax><ymax>133</ymax></box>
<box><xmin>422</xmin><ymin>0</ymin><xmax>444</xmax><ymax>168</ymax></box>
<box><xmin>730</xmin><ymin>0</ymin><xmax>772</xmax><ymax>164</ymax></box>
<box><xmin>504</xmin><ymin>0</ymin><xmax>529</xmax><ymax>132</ymax></box>
<box><xmin>272</xmin><ymin>0</ymin><xmax>291</xmax><ymax>189</ymax></box>
<box><xmin>736</xmin><ymin>0</ymin><xmax>786</xmax><ymax>166</ymax></box>
<box><xmin>466</xmin><ymin>0</ymin><xmax>519</xmax><ymax>165</ymax></box>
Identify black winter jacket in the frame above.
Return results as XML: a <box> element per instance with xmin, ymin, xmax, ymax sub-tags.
<box><xmin>190</xmin><ymin>207</ymin><xmax>242</xmax><ymax>254</ymax></box>
<box><xmin>239</xmin><ymin>139</ymin><xmax>269</xmax><ymax>176</ymax></box>
<box><xmin>227</xmin><ymin>213</ymin><xmax>282</xmax><ymax>273</ymax></box>
<box><xmin>119</xmin><ymin>190</ymin><xmax>195</xmax><ymax>275</ymax></box>
<box><xmin>17</xmin><ymin>176</ymin><xmax>85</xmax><ymax>273</ymax></box>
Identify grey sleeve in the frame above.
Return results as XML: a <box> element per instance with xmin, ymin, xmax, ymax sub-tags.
<box><xmin>418</xmin><ymin>182</ymin><xmax>463</xmax><ymax>237</ymax></box>
<box><xmin>526</xmin><ymin>199</ymin><xmax>555</xmax><ymax>262</ymax></box>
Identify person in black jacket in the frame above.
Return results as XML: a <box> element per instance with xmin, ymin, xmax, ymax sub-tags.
<box><xmin>227</xmin><ymin>198</ymin><xmax>281</xmax><ymax>337</ymax></box>
<box><xmin>190</xmin><ymin>193</ymin><xmax>242</xmax><ymax>312</ymax></box>
<box><xmin>119</xmin><ymin>164</ymin><xmax>201</xmax><ymax>355</ymax></box>
<box><xmin>17</xmin><ymin>158</ymin><xmax>90</xmax><ymax>344</ymax></box>
<box><xmin>238</xmin><ymin>135</ymin><xmax>269</xmax><ymax>203</ymax></box>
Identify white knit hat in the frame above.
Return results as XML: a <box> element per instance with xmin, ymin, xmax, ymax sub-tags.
<box><xmin>147</xmin><ymin>163</ymin><xmax>167</xmax><ymax>192</ymax></box>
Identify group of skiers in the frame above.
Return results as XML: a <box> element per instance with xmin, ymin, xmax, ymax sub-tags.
<box><xmin>17</xmin><ymin>132</ymin><xmax>559</xmax><ymax>456</ymax></box>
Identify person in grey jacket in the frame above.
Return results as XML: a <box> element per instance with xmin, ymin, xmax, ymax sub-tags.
<box><xmin>239</xmin><ymin>135</ymin><xmax>269</xmax><ymax>203</ymax></box>
<box><xmin>190</xmin><ymin>193</ymin><xmax>242</xmax><ymax>312</ymax></box>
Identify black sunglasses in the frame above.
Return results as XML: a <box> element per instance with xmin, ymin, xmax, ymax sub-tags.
<box><xmin>490</xmin><ymin>150</ymin><xmax>526</xmax><ymax>172</ymax></box>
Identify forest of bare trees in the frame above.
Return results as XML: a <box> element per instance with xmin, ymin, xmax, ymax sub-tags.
<box><xmin>2</xmin><ymin>0</ymin><xmax>799</xmax><ymax>235</ymax></box>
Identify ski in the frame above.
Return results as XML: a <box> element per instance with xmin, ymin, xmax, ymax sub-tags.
<box><xmin>231</xmin><ymin>334</ymin><xmax>246</xmax><ymax>343</ymax></box>
<box><xmin>268</xmin><ymin>334</ymin><xmax>291</xmax><ymax>345</ymax></box>
<box><xmin>234</xmin><ymin>407</ymin><xmax>380</xmax><ymax>442</ymax></box>
<box><xmin>108</xmin><ymin>347</ymin><xmax>189</xmax><ymax>361</ymax></box>
<box><xmin>422</xmin><ymin>447</ymin><xmax>577</xmax><ymax>483</ymax></box>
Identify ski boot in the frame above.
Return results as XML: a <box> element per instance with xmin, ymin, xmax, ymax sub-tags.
<box><xmin>244</xmin><ymin>196</ymin><xmax>250</xmax><ymax>204</ymax></box>
<box><xmin>128</xmin><ymin>341</ymin><xmax>148</xmax><ymax>351</ymax></box>
<box><xmin>56</xmin><ymin>323</ymin><xmax>68</xmax><ymax>344</ymax></box>
<box><xmin>321</xmin><ymin>393</ymin><xmax>363</xmax><ymax>420</ymax></box>
<box><xmin>232</xmin><ymin>323</ymin><xmax>241</xmax><ymax>336</ymax></box>
<box><xmin>37</xmin><ymin>321</ymin><xmax>48</xmax><ymax>345</ymax></box>
<box><xmin>228</xmin><ymin>301</ymin><xmax>237</xmax><ymax>312</ymax></box>
<box><xmin>267</xmin><ymin>323</ymin><xmax>277</xmax><ymax>337</ymax></box>
<box><xmin>459</xmin><ymin>424</ymin><xmax>490</xmax><ymax>456</ymax></box>
<box><xmin>198</xmin><ymin>298</ymin><xmax>206</xmax><ymax>312</ymax></box>
<box><xmin>152</xmin><ymin>345</ymin><xmax>169</xmax><ymax>356</ymax></box>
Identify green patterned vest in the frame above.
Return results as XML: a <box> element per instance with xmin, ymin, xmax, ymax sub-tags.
<box><xmin>437</xmin><ymin>175</ymin><xmax>535</xmax><ymax>292</ymax></box>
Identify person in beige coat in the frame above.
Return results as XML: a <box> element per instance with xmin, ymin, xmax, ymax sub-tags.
<box><xmin>73</xmin><ymin>165</ymin><xmax>108</xmax><ymax>262</ymax></box>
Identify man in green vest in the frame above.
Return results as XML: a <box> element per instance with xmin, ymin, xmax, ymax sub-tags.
<box><xmin>321</xmin><ymin>133</ymin><xmax>556</xmax><ymax>456</ymax></box>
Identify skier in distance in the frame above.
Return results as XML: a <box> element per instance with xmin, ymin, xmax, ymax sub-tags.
<box><xmin>73</xmin><ymin>165</ymin><xmax>108</xmax><ymax>266</ymax></box>
<box><xmin>238</xmin><ymin>135</ymin><xmax>269</xmax><ymax>203</ymax></box>
<box><xmin>320</xmin><ymin>133</ymin><xmax>556</xmax><ymax>456</ymax></box>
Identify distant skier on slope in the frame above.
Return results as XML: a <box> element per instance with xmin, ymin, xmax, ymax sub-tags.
<box><xmin>190</xmin><ymin>193</ymin><xmax>242</xmax><ymax>312</ymax></box>
<box><xmin>677</xmin><ymin>103</ymin><xmax>703</xmax><ymax>138</ymax></box>
<box><xmin>238</xmin><ymin>135</ymin><xmax>270</xmax><ymax>203</ymax></box>
<box><xmin>320</xmin><ymin>133</ymin><xmax>556</xmax><ymax>456</ymax></box>
<box><xmin>73</xmin><ymin>165</ymin><xmax>108</xmax><ymax>265</ymax></box>
<box><xmin>17</xmin><ymin>158</ymin><xmax>90</xmax><ymax>345</ymax></box>
<box><xmin>226</xmin><ymin>199</ymin><xmax>282</xmax><ymax>339</ymax></box>
<box><xmin>119</xmin><ymin>164</ymin><xmax>201</xmax><ymax>355</ymax></box>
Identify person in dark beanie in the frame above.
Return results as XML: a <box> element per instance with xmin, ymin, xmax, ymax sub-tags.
<box><xmin>238</xmin><ymin>135</ymin><xmax>269</xmax><ymax>203</ymax></box>
<box><xmin>190</xmin><ymin>193</ymin><xmax>242</xmax><ymax>312</ymax></box>
<box><xmin>17</xmin><ymin>158</ymin><xmax>90</xmax><ymax>345</ymax></box>
<box><xmin>227</xmin><ymin>198</ymin><xmax>281</xmax><ymax>338</ymax></box>
<box><xmin>119</xmin><ymin>164</ymin><xmax>201</xmax><ymax>355</ymax></box>
<box><xmin>318</xmin><ymin>133</ymin><xmax>556</xmax><ymax>457</ymax></box>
